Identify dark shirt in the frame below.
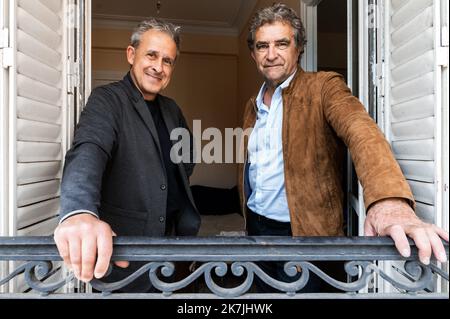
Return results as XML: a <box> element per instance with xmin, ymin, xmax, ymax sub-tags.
<box><xmin>145</xmin><ymin>98</ymin><xmax>186</xmax><ymax>234</ymax></box>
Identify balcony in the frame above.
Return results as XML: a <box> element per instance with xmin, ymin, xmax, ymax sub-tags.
<box><xmin>0</xmin><ymin>236</ymin><xmax>448</xmax><ymax>299</ymax></box>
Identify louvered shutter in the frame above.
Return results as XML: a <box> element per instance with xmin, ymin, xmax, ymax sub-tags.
<box><xmin>13</xmin><ymin>0</ymin><xmax>66</xmax><ymax>236</ymax></box>
<box><xmin>381</xmin><ymin>0</ymin><xmax>448</xmax><ymax>292</ymax></box>
<box><xmin>1</xmin><ymin>0</ymin><xmax>86</xmax><ymax>293</ymax></box>
<box><xmin>387</xmin><ymin>0</ymin><xmax>445</xmax><ymax>230</ymax></box>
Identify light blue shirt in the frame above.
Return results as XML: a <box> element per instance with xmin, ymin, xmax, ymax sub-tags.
<box><xmin>247</xmin><ymin>71</ymin><xmax>296</xmax><ymax>222</ymax></box>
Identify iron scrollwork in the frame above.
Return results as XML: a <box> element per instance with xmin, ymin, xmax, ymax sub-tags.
<box><xmin>0</xmin><ymin>236</ymin><xmax>448</xmax><ymax>298</ymax></box>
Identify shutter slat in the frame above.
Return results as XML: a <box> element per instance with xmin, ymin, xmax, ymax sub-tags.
<box><xmin>17</xmin><ymin>198</ymin><xmax>59</xmax><ymax>229</ymax></box>
<box><xmin>17</xmin><ymin>141</ymin><xmax>62</xmax><ymax>163</ymax></box>
<box><xmin>390</xmin><ymin>71</ymin><xmax>434</xmax><ymax>105</ymax></box>
<box><xmin>17</xmin><ymin>7</ymin><xmax>61</xmax><ymax>49</ymax></box>
<box><xmin>398</xmin><ymin>160</ymin><xmax>434</xmax><ymax>183</ymax></box>
<box><xmin>391</xmin><ymin>28</ymin><xmax>433</xmax><ymax>67</ymax></box>
<box><xmin>17</xmin><ymin>119</ymin><xmax>61</xmax><ymax>143</ymax></box>
<box><xmin>391</xmin><ymin>7</ymin><xmax>433</xmax><ymax>48</ymax></box>
<box><xmin>17</xmin><ymin>180</ymin><xmax>60</xmax><ymax>207</ymax></box>
<box><xmin>17</xmin><ymin>74</ymin><xmax>62</xmax><ymax>106</ymax></box>
<box><xmin>391</xmin><ymin>0</ymin><xmax>409</xmax><ymax>11</ymax></box>
<box><xmin>17</xmin><ymin>217</ymin><xmax>59</xmax><ymax>236</ymax></box>
<box><xmin>408</xmin><ymin>180</ymin><xmax>435</xmax><ymax>205</ymax></box>
<box><xmin>17</xmin><ymin>162</ymin><xmax>61</xmax><ymax>185</ymax></box>
<box><xmin>18</xmin><ymin>0</ymin><xmax>61</xmax><ymax>32</ymax></box>
<box><xmin>38</xmin><ymin>0</ymin><xmax>62</xmax><ymax>13</ymax></box>
<box><xmin>17</xmin><ymin>30</ymin><xmax>62</xmax><ymax>71</ymax></box>
<box><xmin>391</xmin><ymin>94</ymin><xmax>434</xmax><ymax>123</ymax></box>
<box><xmin>391</xmin><ymin>0</ymin><xmax>433</xmax><ymax>29</ymax></box>
<box><xmin>392</xmin><ymin>139</ymin><xmax>434</xmax><ymax>160</ymax></box>
<box><xmin>391</xmin><ymin>50</ymin><xmax>434</xmax><ymax>86</ymax></box>
<box><xmin>17</xmin><ymin>96</ymin><xmax>61</xmax><ymax>125</ymax></box>
<box><xmin>17</xmin><ymin>52</ymin><xmax>62</xmax><ymax>88</ymax></box>
<box><xmin>416</xmin><ymin>202</ymin><xmax>435</xmax><ymax>223</ymax></box>
<box><xmin>391</xmin><ymin>116</ymin><xmax>435</xmax><ymax>141</ymax></box>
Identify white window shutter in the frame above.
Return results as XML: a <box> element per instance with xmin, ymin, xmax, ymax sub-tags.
<box><xmin>382</xmin><ymin>0</ymin><xmax>448</xmax><ymax>292</ymax></box>
<box><xmin>0</xmin><ymin>0</ymin><xmax>12</xmax><ymax>294</ymax></box>
<box><xmin>3</xmin><ymin>0</ymin><xmax>85</xmax><ymax>238</ymax></box>
<box><xmin>1</xmin><ymin>0</ymin><xmax>86</xmax><ymax>293</ymax></box>
<box><xmin>387</xmin><ymin>0</ymin><xmax>443</xmax><ymax>228</ymax></box>
<box><xmin>11</xmin><ymin>0</ymin><xmax>66</xmax><ymax>236</ymax></box>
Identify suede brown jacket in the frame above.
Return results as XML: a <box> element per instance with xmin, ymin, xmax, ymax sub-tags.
<box><xmin>238</xmin><ymin>68</ymin><xmax>415</xmax><ymax>236</ymax></box>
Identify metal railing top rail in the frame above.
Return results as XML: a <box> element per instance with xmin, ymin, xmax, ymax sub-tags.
<box><xmin>1</xmin><ymin>236</ymin><xmax>447</xmax><ymax>261</ymax></box>
<box><xmin>0</xmin><ymin>236</ymin><xmax>448</xmax><ymax>299</ymax></box>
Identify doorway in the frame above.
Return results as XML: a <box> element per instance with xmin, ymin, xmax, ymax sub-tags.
<box><xmin>317</xmin><ymin>0</ymin><xmax>348</xmax><ymax>80</ymax></box>
<box><xmin>314</xmin><ymin>0</ymin><xmax>362</xmax><ymax>237</ymax></box>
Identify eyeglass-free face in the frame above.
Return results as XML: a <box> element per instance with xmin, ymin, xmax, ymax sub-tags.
<box><xmin>254</xmin><ymin>36</ymin><xmax>294</xmax><ymax>52</ymax></box>
<box><xmin>127</xmin><ymin>29</ymin><xmax>177</xmax><ymax>101</ymax></box>
<box><xmin>251</xmin><ymin>21</ymin><xmax>301</xmax><ymax>90</ymax></box>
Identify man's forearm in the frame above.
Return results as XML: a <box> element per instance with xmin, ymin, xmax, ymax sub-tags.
<box><xmin>60</xmin><ymin>142</ymin><xmax>109</xmax><ymax>220</ymax></box>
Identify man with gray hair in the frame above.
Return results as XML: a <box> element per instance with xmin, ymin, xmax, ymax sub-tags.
<box><xmin>239</xmin><ymin>3</ymin><xmax>448</xmax><ymax>292</ymax></box>
<box><xmin>54</xmin><ymin>18</ymin><xmax>200</xmax><ymax>292</ymax></box>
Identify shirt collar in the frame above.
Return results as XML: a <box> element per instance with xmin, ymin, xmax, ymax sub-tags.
<box><xmin>255</xmin><ymin>70</ymin><xmax>297</xmax><ymax>110</ymax></box>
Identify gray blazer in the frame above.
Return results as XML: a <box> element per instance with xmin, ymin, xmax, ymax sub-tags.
<box><xmin>60</xmin><ymin>72</ymin><xmax>200</xmax><ymax>237</ymax></box>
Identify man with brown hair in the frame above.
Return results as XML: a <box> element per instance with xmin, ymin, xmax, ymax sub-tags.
<box><xmin>240</xmin><ymin>3</ymin><xmax>448</xmax><ymax>292</ymax></box>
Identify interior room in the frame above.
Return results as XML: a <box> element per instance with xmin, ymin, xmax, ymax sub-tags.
<box><xmin>90</xmin><ymin>0</ymin><xmax>349</xmax><ymax>236</ymax></box>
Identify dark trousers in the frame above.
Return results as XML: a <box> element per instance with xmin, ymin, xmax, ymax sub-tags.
<box><xmin>247</xmin><ymin>209</ymin><xmax>322</xmax><ymax>293</ymax></box>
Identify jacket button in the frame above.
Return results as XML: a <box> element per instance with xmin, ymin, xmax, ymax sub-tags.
<box><xmin>159</xmin><ymin>216</ymin><xmax>165</xmax><ymax>223</ymax></box>
<box><xmin>160</xmin><ymin>184</ymin><xmax>166</xmax><ymax>190</ymax></box>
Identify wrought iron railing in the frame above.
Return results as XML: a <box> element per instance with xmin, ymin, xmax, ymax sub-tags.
<box><xmin>0</xmin><ymin>236</ymin><xmax>448</xmax><ymax>299</ymax></box>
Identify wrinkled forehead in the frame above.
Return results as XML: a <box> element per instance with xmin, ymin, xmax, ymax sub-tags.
<box><xmin>254</xmin><ymin>21</ymin><xmax>295</xmax><ymax>41</ymax></box>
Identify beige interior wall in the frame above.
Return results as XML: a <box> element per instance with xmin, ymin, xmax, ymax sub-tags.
<box><xmin>92</xmin><ymin>28</ymin><xmax>131</xmax><ymax>72</ymax></box>
<box><xmin>92</xmin><ymin>28</ymin><xmax>239</xmax><ymax>188</ymax></box>
<box><xmin>164</xmin><ymin>53</ymin><xmax>238</xmax><ymax>188</ymax></box>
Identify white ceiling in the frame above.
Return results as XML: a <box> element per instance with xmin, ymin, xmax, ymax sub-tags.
<box><xmin>92</xmin><ymin>0</ymin><xmax>258</xmax><ymax>36</ymax></box>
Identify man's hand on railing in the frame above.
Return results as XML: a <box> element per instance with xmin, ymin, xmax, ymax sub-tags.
<box><xmin>365</xmin><ymin>198</ymin><xmax>449</xmax><ymax>265</ymax></box>
<box><xmin>53</xmin><ymin>213</ymin><xmax>129</xmax><ymax>283</ymax></box>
